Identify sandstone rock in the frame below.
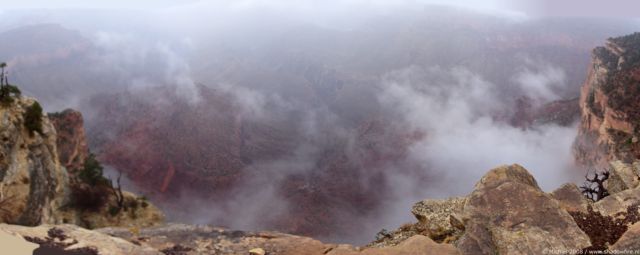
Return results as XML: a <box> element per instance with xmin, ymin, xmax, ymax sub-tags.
<box><xmin>0</xmin><ymin>97</ymin><xmax>68</xmax><ymax>226</ymax></box>
<box><xmin>411</xmin><ymin>197</ymin><xmax>466</xmax><ymax>242</ymax></box>
<box><xmin>0</xmin><ymin>228</ymin><xmax>38</xmax><ymax>255</ymax></box>
<box><xmin>0</xmin><ymin>97</ymin><xmax>163</xmax><ymax>230</ymax></box>
<box><xmin>98</xmin><ymin>223</ymin><xmax>337</xmax><ymax>255</ymax></box>
<box><xmin>606</xmin><ymin>161</ymin><xmax>640</xmax><ymax>194</ymax></box>
<box><xmin>249</xmin><ymin>247</ymin><xmax>266</xmax><ymax>255</ymax></box>
<box><xmin>49</xmin><ymin>109</ymin><xmax>89</xmax><ymax>173</ymax></box>
<box><xmin>449</xmin><ymin>214</ymin><xmax>465</xmax><ymax>231</ymax></box>
<box><xmin>592</xmin><ymin>188</ymin><xmax>640</xmax><ymax>218</ymax></box>
<box><xmin>328</xmin><ymin>235</ymin><xmax>460</xmax><ymax>255</ymax></box>
<box><xmin>551</xmin><ymin>183</ymin><xmax>591</xmax><ymax>213</ymax></box>
<box><xmin>473</xmin><ymin>164</ymin><xmax>540</xmax><ymax>190</ymax></box>
<box><xmin>610</xmin><ymin>221</ymin><xmax>640</xmax><ymax>251</ymax></box>
<box><xmin>633</xmin><ymin>161</ymin><xmax>640</xmax><ymax>174</ymax></box>
<box><xmin>0</xmin><ymin>223</ymin><xmax>161</xmax><ymax>255</ymax></box>
<box><xmin>457</xmin><ymin>164</ymin><xmax>591</xmax><ymax>255</ymax></box>
<box><xmin>573</xmin><ymin>34</ymin><xmax>640</xmax><ymax>167</ymax></box>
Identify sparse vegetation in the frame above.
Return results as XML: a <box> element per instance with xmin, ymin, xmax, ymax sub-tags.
<box><xmin>23</xmin><ymin>101</ymin><xmax>44</xmax><ymax>136</ymax></box>
<box><xmin>78</xmin><ymin>154</ymin><xmax>109</xmax><ymax>186</ymax></box>
<box><xmin>0</xmin><ymin>62</ymin><xmax>21</xmax><ymax>106</ymax></box>
<box><xmin>109</xmin><ymin>171</ymin><xmax>125</xmax><ymax>212</ymax></box>
<box><xmin>570</xmin><ymin>204</ymin><xmax>640</xmax><ymax>252</ymax></box>
<box><xmin>579</xmin><ymin>169</ymin><xmax>610</xmax><ymax>202</ymax></box>
<box><xmin>374</xmin><ymin>229</ymin><xmax>392</xmax><ymax>242</ymax></box>
<box><xmin>71</xmin><ymin>153</ymin><xmax>127</xmax><ymax>214</ymax></box>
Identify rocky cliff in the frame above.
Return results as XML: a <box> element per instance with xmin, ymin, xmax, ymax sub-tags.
<box><xmin>371</xmin><ymin>162</ymin><xmax>640</xmax><ymax>254</ymax></box>
<box><xmin>0</xmin><ymin>96</ymin><xmax>162</xmax><ymax>231</ymax></box>
<box><xmin>0</xmin><ymin>97</ymin><xmax>67</xmax><ymax>226</ymax></box>
<box><xmin>49</xmin><ymin>109</ymin><xmax>89</xmax><ymax>174</ymax></box>
<box><xmin>574</xmin><ymin>33</ymin><xmax>640</xmax><ymax>167</ymax></box>
<box><xmin>6</xmin><ymin>163</ymin><xmax>640</xmax><ymax>254</ymax></box>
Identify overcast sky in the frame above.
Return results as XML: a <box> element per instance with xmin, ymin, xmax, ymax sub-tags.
<box><xmin>0</xmin><ymin>0</ymin><xmax>638</xmax><ymax>18</ymax></box>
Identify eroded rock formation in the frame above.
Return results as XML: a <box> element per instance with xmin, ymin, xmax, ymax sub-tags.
<box><xmin>0</xmin><ymin>96</ymin><xmax>163</xmax><ymax>231</ymax></box>
<box><xmin>0</xmin><ymin>97</ymin><xmax>67</xmax><ymax>226</ymax></box>
<box><xmin>574</xmin><ymin>33</ymin><xmax>640</xmax><ymax>167</ymax></box>
<box><xmin>49</xmin><ymin>109</ymin><xmax>89</xmax><ymax>173</ymax></box>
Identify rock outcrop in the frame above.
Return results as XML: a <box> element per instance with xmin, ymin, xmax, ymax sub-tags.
<box><xmin>0</xmin><ymin>96</ymin><xmax>162</xmax><ymax>231</ymax></box>
<box><xmin>0</xmin><ymin>222</ymin><xmax>460</xmax><ymax>255</ymax></box>
<box><xmin>8</xmin><ymin>162</ymin><xmax>640</xmax><ymax>254</ymax></box>
<box><xmin>0</xmin><ymin>223</ymin><xmax>160</xmax><ymax>255</ymax></box>
<box><xmin>410</xmin><ymin>197</ymin><xmax>466</xmax><ymax>242</ymax></box>
<box><xmin>456</xmin><ymin>165</ymin><xmax>591</xmax><ymax>255</ymax></box>
<box><xmin>49</xmin><ymin>109</ymin><xmax>89</xmax><ymax>173</ymax></box>
<box><xmin>49</xmin><ymin>108</ymin><xmax>164</xmax><ymax>229</ymax></box>
<box><xmin>372</xmin><ymin>164</ymin><xmax>599</xmax><ymax>254</ymax></box>
<box><xmin>550</xmin><ymin>183</ymin><xmax>591</xmax><ymax>213</ymax></box>
<box><xmin>574</xmin><ymin>33</ymin><xmax>640</xmax><ymax>167</ymax></box>
<box><xmin>0</xmin><ymin>97</ymin><xmax>67</xmax><ymax>226</ymax></box>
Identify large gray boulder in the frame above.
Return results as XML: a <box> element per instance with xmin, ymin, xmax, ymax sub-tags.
<box><xmin>606</xmin><ymin>160</ymin><xmax>640</xmax><ymax>194</ymax></box>
<box><xmin>456</xmin><ymin>164</ymin><xmax>591</xmax><ymax>255</ymax></box>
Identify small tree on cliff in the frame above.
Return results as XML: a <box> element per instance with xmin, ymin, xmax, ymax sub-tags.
<box><xmin>0</xmin><ymin>62</ymin><xmax>6</xmax><ymax>88</ymax></box>
<box><xmin>0</xmin><ymin>63</ymin><xmax>21</xmax><ymax>106</ymax></box>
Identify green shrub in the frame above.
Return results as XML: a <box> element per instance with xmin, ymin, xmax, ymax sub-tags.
<box><xmin>78</xmin><ymin>154</ymin><xmax>110</xmax><ymax>186</ymax></box>
<box><xmin>0</xmin><ymin>84</ymin><xmax>21</xmax><ymax>106</ymax></box>
<box><xmin>23</xmin><ymin>101</ymin><xmax>43</xmax><ymax>136</ymax></box>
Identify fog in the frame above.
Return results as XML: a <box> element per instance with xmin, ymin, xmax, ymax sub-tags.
<box><xmin>0</xmin><ymin>0</ymin><xmax>638</xmax><ymax>244</ymax></box>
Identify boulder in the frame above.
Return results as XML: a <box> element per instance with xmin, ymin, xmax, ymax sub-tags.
<box><xmin>606</xmin><ymin>161</ymin><xmax>640</xmax><ymax>194</ymax></box>
<box><xmin>592</xmin><ymin>188</ymin><xmax>640</xmax><ymax>218</ymax></box>
<box><xmin>0</xmin><ymin>223</ymin><xmax>160</xmax><ymax>255</ymax></box>
<box><xmin>472</xmin><ymin>164</ymin><xmax>540</xmax><ymax>190</ymax></box>
<box><xmin>456</xmin><ymin>164</ymin><xmax>591</xmax><ymax>255</ymax></box>
<box><xmin>411</xmin><ymin>197</ymin><xmax>466</xmax><ymax>242</ymax></box>
<box><xmin>249</xmin><ymin>248</ymin><xmax>266</xmax><ymax>255</ymax></box>
<box><xmin>550</xmin><ymin>183</ymin><xmax>591</xmax><ymax>213</ymax></box>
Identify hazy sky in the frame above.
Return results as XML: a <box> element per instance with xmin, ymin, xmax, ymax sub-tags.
<box><xmin>0</xmin><ymin>0</ymin><xmax>638</xmax><ymax>17</ymax></box>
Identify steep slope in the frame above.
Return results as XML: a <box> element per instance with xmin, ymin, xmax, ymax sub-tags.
<box><xmin>0</xmin><ymin>97</ymin><xmax>67</xmax><ymax>225</ymax></box>
<box><xmin>10</xmin><ymin>163</ymin><xmax>640</xmax><ymax>254</ymax></box>
<box><xmin>574</xmin><ymin>33</ymin><xmax>640</xmax><ymax>167</ymax></box>
<box><xmin>0</xmin><ymin>94</ymin><xmax>163</xmax><ymax>230</ymax></box>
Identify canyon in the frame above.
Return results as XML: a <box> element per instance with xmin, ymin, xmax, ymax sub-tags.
<box><xmin>2</xmin><ymin>5</ymin><xmax>640</xmax><ymax>255</ymax></box>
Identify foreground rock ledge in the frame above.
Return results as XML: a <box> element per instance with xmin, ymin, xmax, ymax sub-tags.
<box><xmin>0</xmin><ymin>164</ymin><xmax>600</xmax><ymax>255</ymax></box>
<box><xmin>457</xmin><ymin>164</ymin><xmax>591</xmax><ymax>254</ymax></box>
